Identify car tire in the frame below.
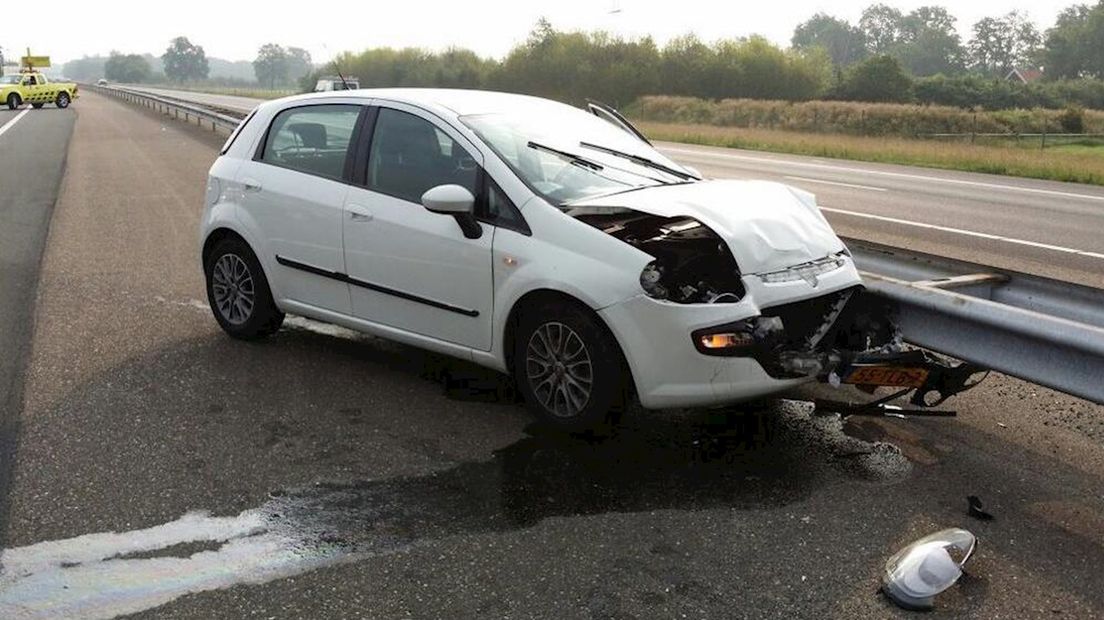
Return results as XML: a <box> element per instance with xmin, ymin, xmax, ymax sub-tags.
<box><xmin>513</xmin><ymin>299</ymin><xmax>629</xmax><ymax>431</ymax></box>
<box><xmin>7</xmin><ymin>94</ymin><xmax>20</xmax><ymax>110</ymax></box>
<box><xmin>55</xmin><ymin>92</ymin><xmax>70</xmax><ymax>109</ymax></box>
<box><xmin>204</xmin><ymin>237</ymin><xmax>284</xmax><ymax>340</ymax></box>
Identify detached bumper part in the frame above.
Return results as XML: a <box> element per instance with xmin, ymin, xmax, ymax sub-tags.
<box><xmin>836</xmin><ymin>350</ymin><xmax>987</xmax><ymax>407</ymax></box>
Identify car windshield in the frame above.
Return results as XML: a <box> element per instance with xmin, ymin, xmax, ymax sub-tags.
<box><xmin>462</xmin><ymin>106</ymin><xmax>686</xmax><ymax>205</ymax></box>
<box><xmin>0</xmin><ymin>75</ymin><xmax>19</xmax><ymax>84</ymax></box>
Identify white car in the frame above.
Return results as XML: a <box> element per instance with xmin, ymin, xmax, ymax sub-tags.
<box><xmin>199</xmin><ymin>89</ymin><xmax>923</xmax><ymax>429</ymax></box>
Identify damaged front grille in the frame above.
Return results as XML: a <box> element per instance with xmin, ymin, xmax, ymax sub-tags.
<box><xmin>758</xmin><ymin>287</ymin><xmax>858</xmax><ymax>352</ymax></box>
<box><xmin>750</xmin><ymin>286</ymin><xmax>901</xmax><ymax>379</ymax></box>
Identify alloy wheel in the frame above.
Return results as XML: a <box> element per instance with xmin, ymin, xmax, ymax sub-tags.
<box><xmin>211</xmin><ymin>253</ymin><xmax>255</xmax><ymax>325</ymax></box>
<box><xmin>525</xmin><ymin>321</ymin><xmax>594</xmax><ymax>417</ymax></box>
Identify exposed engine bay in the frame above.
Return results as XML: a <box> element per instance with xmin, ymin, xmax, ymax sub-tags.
<box><xmin>568</xmin><ymin>207</ymin><xmax>745</xmax><ymax>304</ymax></box>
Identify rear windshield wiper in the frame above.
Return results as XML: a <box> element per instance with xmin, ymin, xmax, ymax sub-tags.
<box><xmin>527</xmin><ymin>141</ymin><xmax>604</xmax><ymax>171</ymax></box>
<box><xmin>579</xmin><ymin>142</ymin><xmax>698</xmax><ymax>181</ymax></box>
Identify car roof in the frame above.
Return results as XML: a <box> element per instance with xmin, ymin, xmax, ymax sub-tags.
<box><xmin>273</xmin><ymin>88</ymin><xmax>575</xmax><ymax>118</ymax></box>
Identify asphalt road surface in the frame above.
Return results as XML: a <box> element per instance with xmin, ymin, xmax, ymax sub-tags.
<box><xmin>122</xmin><ymin>85</ymin><xmax>1104</xmax><ymax>288</ymax></box>
<box><xmin>1</xmin><ymin>92</ymin><xmax>1103</xmax><ymax>619</ymax></box>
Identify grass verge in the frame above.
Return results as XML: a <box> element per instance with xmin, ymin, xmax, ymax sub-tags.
<box><xmin>638</xmin><ymin>121</ymin><xmax>1104</xmax><ymax>186</ymax></box>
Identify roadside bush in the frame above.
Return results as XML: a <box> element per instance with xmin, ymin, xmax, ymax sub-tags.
<box><xmin>914</xmin><ymin>75</ymin><xmax>1104</xmax><ymax>111</ymax></box>
<box><xmin>631</xmin><ymin>95</ymin><xmax>1104</xmax><ymax>136</ymax></box>
<box><xmin>1057</xmin><ymin>105</ymin><xmax>1086</xmax><ymax>133</ymax></box>
<box><xmin>829</xmin><ymin>56</ymin><xmax>913</xmax><ymax>103</ymax></box>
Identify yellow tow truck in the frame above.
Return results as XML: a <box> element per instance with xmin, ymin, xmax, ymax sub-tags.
<box><xmin>0</xmin><ymin>53</ymin><xmax>78</xmax><ymax>110</ymax></box>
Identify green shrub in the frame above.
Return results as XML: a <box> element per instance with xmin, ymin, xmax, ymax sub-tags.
<box><xmin>1058</xmin><ymin>105</ymin><xmax>1086</xmax><ymax>133</ymax></box>
<box><xmin>632</xmin><ymin>95</ymin><xmax>1104</xmax><ymax>137</ymax></box>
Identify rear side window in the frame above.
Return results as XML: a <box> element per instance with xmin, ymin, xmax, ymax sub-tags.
<box><xmin>260</xmin><ymin>105</ymin><xmax>361</xmax><ymax>180</ymax></box>
<box><xmin>367</xmin><ymin>108</ymin><xmax>479</xmax><ymax>204</ymax></box>
<box><xmin>220</xmin><ymin>109</ymin><xmax>257</xmax><ymax>155</ymax></box>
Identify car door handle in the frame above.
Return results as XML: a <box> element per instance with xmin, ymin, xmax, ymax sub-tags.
<box><xmin>348</xmin><ymin>205</ymin><xmax>373</xmax><ymax>222</ymax></box>
<box><xmin>242</xmin><ymin>178</ymin><xmax>263</xmax><ymax>193</ymax></box>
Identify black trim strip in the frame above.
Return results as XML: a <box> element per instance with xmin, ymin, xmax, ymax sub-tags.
<box><xmin>275</xmin><ymin>255</ymin><xmax>480</xmax><ymax>318</ymax></box>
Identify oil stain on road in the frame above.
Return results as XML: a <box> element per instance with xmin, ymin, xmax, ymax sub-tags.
<box><xmin>0</xmin><ymin>399</ymin><xmax>909</xmax><ymax>619</ymax></box>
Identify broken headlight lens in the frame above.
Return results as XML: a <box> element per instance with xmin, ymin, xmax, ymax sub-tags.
<box><xmin>882</xmin><ymin>528</ymin><xmax>977</xmax><ymax>610</ymax></box>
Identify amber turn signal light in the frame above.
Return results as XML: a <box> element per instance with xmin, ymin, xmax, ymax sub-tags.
<box><xmin>699</xmin><ymin>332</ymin><xmax>753</xmax><ymax>350</ymax></box>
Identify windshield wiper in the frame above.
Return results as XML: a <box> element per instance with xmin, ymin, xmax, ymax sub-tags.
<box><xmin>527</xmin><ymin>140</ymin><xmax>671</xmax><ymax>188</ymax></box>
<box><xmin>527</xmin><ymin>141</ymin><xmax>604</xmax><ymax>171</ymax></box>
<box><xmin>579</xmin><ymin>142</ymin><xmax>698</xmax><ymax>181</ymax></box>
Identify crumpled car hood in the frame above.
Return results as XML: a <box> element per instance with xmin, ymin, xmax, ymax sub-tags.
<box><xmin>571</xmin><ymin>180</ymin><xmax>845</xmax><ymax>274</ymax></box>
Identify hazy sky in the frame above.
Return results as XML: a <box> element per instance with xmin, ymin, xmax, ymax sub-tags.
<box><xmin>1</xmin><ymin>1</ymin><xmax>1073</xmax><ymax>66</ymax></box>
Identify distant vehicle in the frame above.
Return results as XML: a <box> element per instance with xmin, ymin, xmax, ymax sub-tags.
<box><xmin>1</xmin><ymin>71</ymin><xmax>78</xmax><ymax>110</ymax></box>
<box><xmin>97</xmin><ymin>78</ymin><xmax>109</xmax><ymax>86</ymax></box>
<box><xmin>198</xmin><ymin>89</ymin><xmax>954</xmax><ymax>430</ymax></box>
<box><xmin>314</xmin><ymin>76</ymin><xmax>359</xmax><ymax>92</ymax></box>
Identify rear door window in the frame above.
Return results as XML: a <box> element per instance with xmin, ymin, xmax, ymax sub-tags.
<box><xmin>260</xmin><ymin>105</ymin><xmax>361</xmax><ymax>180</ymax></box>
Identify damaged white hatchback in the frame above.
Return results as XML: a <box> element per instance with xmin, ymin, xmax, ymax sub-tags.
<box><xmin>200</xmin><ymin>89</ymin><xmax>970</xmax><ymax>429</ymax></box>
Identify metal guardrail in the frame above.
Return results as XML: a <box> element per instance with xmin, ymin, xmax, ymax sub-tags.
<box><xmin>84</xmin><ymin>84</ymin><xmax>245</xmax><ymax>134</ymax></box>
<box><xmin>89</xmin><ymin>85</ymin><xmax>1104</xmax><ymax>405</ymax></box>
<box><xmin>848</xmin><ymin>238</ymin><xmax>1104</xmax><ymax>404</ymax></box>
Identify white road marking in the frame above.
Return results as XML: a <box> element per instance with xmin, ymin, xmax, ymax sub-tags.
<box><xmin>821</xmin><ymin>206</ymin><xmax>1104</xmax><ymax>260</ymax></box>
<box><xmin>661</xmin><ymin>146</ymin><xmax>1104</xmax><ymax>203</ymax></box>
<box><xmin>156</xmin><ymin>297</ymin><xmax>368</xmax><ymax>340</ymax></box>
<box><xmin>0</xmin><ymin>108</ymin><xmax>31</xmax><ymax>140</ymax></box>
<box><xmin>784</xmin><ymin>175</ymin><xmax>887</xmax><ymax>192</ymax></box>
<box><xmin>0</xmin><ymin>506</ymin><xmax>351</xmax><ymax>619</ymax></box>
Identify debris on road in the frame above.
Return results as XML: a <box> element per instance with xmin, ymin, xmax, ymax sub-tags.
<box><xmin>968</xmin><ymin>495</ymin><xmax>995</xmax><ymax>521</ymax></box>
<box><xmin>882</xmin><ymin>528</ymin><xmax>977</xmax><ymax>611</ymax></box>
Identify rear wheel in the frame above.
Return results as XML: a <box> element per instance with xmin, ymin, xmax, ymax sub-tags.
<box><xmin>513</xmin><ymin>299</ymin><xmax>629</xmax><ymax>431</ymax></box>
<box><xmin>55</xmin><ymin>92</ymin><xmax>71</xmax><ymax>109</ymax></box>
<box><xmin>6</xmin><ymin>94</ymin><xmax>20</xmax><ymax>110</ymax></box>
<box><xmin>204</xmin><ymin>237</ymin><xmax>284</xmax><ymax>340</ymax></box>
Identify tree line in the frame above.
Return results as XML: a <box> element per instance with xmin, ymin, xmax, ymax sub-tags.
<box><xmin>793</xmin><ymin>3</ymin><xmax>1104</xmax><ymax>80</ymax></box>
<box><xmin>322</xmin><ymin>7</ymin><xmax>1104</xmax><ymax>110</ymax></box>
<box><xmin>59</xmin><ymin>2</ymin><xmax>1104</xmax><ymax>111</ymax></box>
<box><xmin>64</xmin><ymin>37</ymin><xmax>312</xmax><ymax>88</ymax></box>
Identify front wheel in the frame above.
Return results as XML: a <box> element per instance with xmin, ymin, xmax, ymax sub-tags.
<box><xmin>513</xmin><ymin>300</ymin><xmax>629</xmax><ymax>431</ymax></box>
<box><xmin>55</xmin><ymin>92</ymin><xmax>71</xmax><ymax>109</ymax></box>
<box><xmin>6</xmin><ymin>94</ymin><xmax>20</xmax><ymax>110</ymax></box>
<box><xmin>204</xmin><ymin>237</ymin><xmax>284</xmax><ymax>340</ymax></box>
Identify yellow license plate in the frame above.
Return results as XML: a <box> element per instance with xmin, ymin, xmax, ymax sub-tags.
<box><xmin>844</xmin><ymin>366</ymin><xmax>929</xmax><ymax>388</ymax></box>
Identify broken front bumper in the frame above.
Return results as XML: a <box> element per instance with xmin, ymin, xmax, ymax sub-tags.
<box><xmin>695</xmin><ymin>287</ymin><xmax>986</xmax><ymax>407</ymax></box>
<box><xmin>602</xmin><ymin>279</ymin><xmax>984</xmax><ymax>410</ymax></box>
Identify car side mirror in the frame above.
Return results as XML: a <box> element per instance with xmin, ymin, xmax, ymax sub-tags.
<box><xmin>421</xmin><ymin>184</ymin><xmax>475</xmax><ymax>214</ymax></box>
<box><xmin>421</xmin><ymin>184</ymin><xmax>482</xmax><ymax>239</ymax></box>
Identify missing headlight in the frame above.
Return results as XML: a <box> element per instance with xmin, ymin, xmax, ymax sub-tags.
<box><xmin>573</xmin><ymin>210</ymin><xmax>745</xmax><ymax>304</ymax></box>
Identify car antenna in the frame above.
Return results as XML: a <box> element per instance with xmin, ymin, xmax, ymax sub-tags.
<box><xmin>332</xmin><ymin>54</ymin><xmax>351</xmax><ymax>90</ymax></box>
<box><xmin>336</xmin><ymin>68</ymin><xmax>351</xmax><ymax>91</ymax></box>
<box><xmin>321</xmin><ymin>43</ymin><xmax>352</xmax><ymax>91</ymax></box>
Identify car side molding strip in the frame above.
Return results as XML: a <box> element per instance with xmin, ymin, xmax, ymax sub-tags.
<box><xmin>275</xmin><ymin>255</ymin><xmax>480</xmax><ymax>318</ymax></box>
